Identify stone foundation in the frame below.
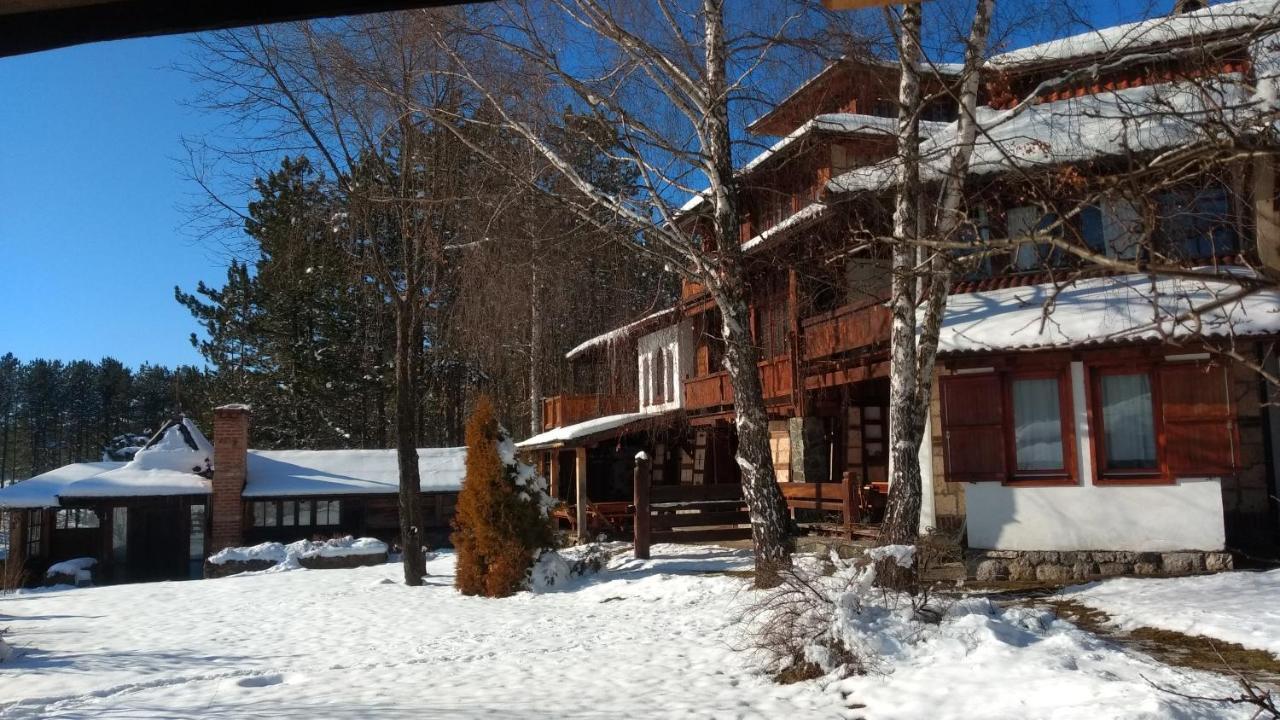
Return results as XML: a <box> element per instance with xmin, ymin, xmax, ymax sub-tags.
<box><xmin>966</xmin><ymin>549</ymin><xmax>1234</xmax><ymax>583</ymax></box>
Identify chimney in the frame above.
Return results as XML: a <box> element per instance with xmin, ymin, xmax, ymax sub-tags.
<box><xmin>210</xmin><ymin>404</ymin><xmax>251</xmax><ymax>553</ymax></box>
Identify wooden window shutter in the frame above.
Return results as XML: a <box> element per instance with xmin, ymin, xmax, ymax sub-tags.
<box><xmin>1159</xmin><ymin>362</ymin><xmax>1237</xmax><ymax>476</ymax></box>
<box><xmin>939</xmin><ymin>374</ymin><xmax>1007</xmax><ymax>481</ymax></box>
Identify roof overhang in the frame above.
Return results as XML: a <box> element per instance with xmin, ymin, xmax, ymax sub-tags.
<box><xmin>0</xmin><ymin>0</ymin><xmax>483</xmax><ymax>58</ymax></box>
<box><xmin>517</xmin><ymin>411</ymin><xmax>679</xmax><ymax>452</ymax></box>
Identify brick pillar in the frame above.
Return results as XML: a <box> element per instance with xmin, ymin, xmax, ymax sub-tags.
<box><xmin>211</xmin><ymin>404</ymin><xmax>250</xmax><ymax>553</ymax></box>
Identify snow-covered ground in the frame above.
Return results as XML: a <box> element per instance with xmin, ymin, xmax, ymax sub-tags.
<box><xmin>0</xmin><ymin>546</ymin><xmax>1266</xmax><ymax>719</ymax></box>
<box><xmin>1065</xmin><ymin>569</ymin><xmax>1280</xmax><ymax>655</ymax></box>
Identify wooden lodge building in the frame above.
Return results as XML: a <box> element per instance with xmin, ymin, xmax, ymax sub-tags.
<box><xmin>521</xmin><ymin>0</ymin><xmax>1280</xmax><ymax>577</ymax></box>
<box><xmin>0</xmin><ymin>407</ymin><xmax>464</xmax><ymax>586</ymax></box>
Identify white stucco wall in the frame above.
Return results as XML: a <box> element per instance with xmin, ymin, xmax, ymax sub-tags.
<box><xmin>964</xmin><ymin>361</ymin><xmax>1227</xmax><ymax>552</ymax></box>
<box><xmin>637</xmin><ymin>321</ymin><xmax>695</xmax><ymax>414</ymax></box>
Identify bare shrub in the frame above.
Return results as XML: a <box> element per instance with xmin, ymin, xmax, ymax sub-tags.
<box><xmin>745</xmin><ymin>545</ymin><xmax>950</xmax><ymax>684</ymax></box>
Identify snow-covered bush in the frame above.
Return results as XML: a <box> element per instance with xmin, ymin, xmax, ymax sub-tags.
<box><xmin>747</xmin><ymin>545</ymin><xmax>931</xmax><ymax>682</ymax></box>
<box><xmin>528</xmin><ymin>542</ymin><xmax>618</xmax><ymax>593</ymax></box>
<box><xmin>206</xmin><ymin>536</ymin><xmax>388</xmax><ymax>576</ymax></box>
<box><xmin>452</xmin><ymin>396</ymin><xmax>555</xmax><ymax>598</ymax></box>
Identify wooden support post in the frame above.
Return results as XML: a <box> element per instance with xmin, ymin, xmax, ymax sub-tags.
<box><xmin>575</xmin><ymin>446</ymin><xmax>589</xmax><ymax>544</ymax></box>
<box><xmin>841</xmin><ymin>471</ymin><xmax>855</xmax><ymax>533</ymax></box>
<box><xmin>633</xmin><ymin>451</ymin><xmax>652</xmax><ymax>560</ymax></box>
<box><xmin>788</xmin><ymin>268</ymin><xmax>806</xmax><ymax>417</ymax></box>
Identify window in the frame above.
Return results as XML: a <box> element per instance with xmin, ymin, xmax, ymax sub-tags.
<box><xmin>112</xmin><ymin>507</ymin><xmax>127</xmax><ymax>562</ymax></box>
<box><xmin>282</xmin><ymin>500</ymin><xmax>296</xmax><ymax>527</ymax></box>
<box><xmin>316</xmin><ymin>500</ymin><xmax>341</xmax><ymax>526</ymax></box>
<box><xmin>252</xmin><ymin>501</ymin><xmax>278</xmax><ymax>527</ymax></box>
<box><xmin>26</xmin><ymin>510</ymin><xmax>44</xmax><ymax>557</ymax></box>
<box><xmin>55</xmin><ymin>508</ymin><xmax>100</xmax><ymax>529</ymax></box>
<box><xmin>1010</xmin><ymin>377</ymin><xmax>1066</xmax><ymax>472</ymax></box>
<box><xmin>189</xmin><ymin>504</ymin><xmax>206</xmax><ymax>560</ymax></box>
<box><xmin>653</xmin><ymin>350</ymin><xmax>666</xmax><ymax>404</ymax></box>
<box><xmin>296</xmin><ymin>500</ymin><xmax>313</xmax><ymax>526</ymax></box>
<box><xmin>1082</xmin><ymin>199</ymin><xmax>1142</xmax><ymax>260</ymax></box>
<box><xmin>940</xmin><ymin>368</ymin><xmax>1075</xmax><ymax>484</ymax></box>
<box><xmin>1157</xmin><ymin>187</ymin><xmax>1238</xmax><ymax>260</ymax></box>
<box><xmin>1008</xmin><ymin>206</ymin><xmax>1064</xmax><ymax>270</ymax></box>
<box><xmin>1095</xmin><ymin>371</ymin><xmax>1159</xmax><ymax>475</ymax></box>
<box><xmin>1099</xmin><ymin>374</ymin><xmax>1158</xmax><ymax>469</ymax></box>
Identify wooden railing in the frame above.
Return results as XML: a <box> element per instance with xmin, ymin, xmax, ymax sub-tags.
<box><xmin>779</xmin><ymin>473</ymin><xmax>884</xmax><ymax>539</ymax></box>
<box><xmin>801</xmin><ymin>299</ymin><xmax>891</xmax><ymax>361</ymax></box>
<box><xmin>683</xmin><ymin>355</ymin><xmax>792</xmax><ymax>412</ymax></box>
<box><xmin>635</xmin><ymin>482</ymin><xmax>752</xmax><ymax>546</ymax></box>
<box><xmin>542</xmin><ymin>394</ymin><xmax>636</xmax><ymax>431</ymax></box>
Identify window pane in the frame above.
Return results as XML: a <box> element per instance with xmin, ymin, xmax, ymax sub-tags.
<box><xmin>282</xmin><ymin>500</ymin><xmax>296</xmax><ymax>527</ymax></box>
<box><xmin>1011</xmin><ymin>377</ymin><xmax>1065</xmax><ymax>471</ymax></box>
<box><xmin>189</xmin><ymin>504</ymin><xmax>205</xmax><ymax>560</ymax></box>
<box><xmin>112</xmin><ymin>507</ymin><xmax>128</xmax><ymax>562</ymax></box>
<box><xmin>253</xmin><ymin>502</ymin><xmax>265</xmax><ymax>527</ymax></box>
<box><xmin>1158</xmin><ymin>188</ymin><xmax>1238</xmax><ymax>260</ymax></box>
<box><xmin>1100</xmin><ymin>373</ymin><xmax>1157</xmax><ymax>469</ymax></box>
<box><xmin>264</xmin><ymin>502</ymin><xmax>277</xmax><ymax>527</ymax></box>
<box><xmin>298</xmin><ymin>501</ymin><xmax>312</xmax><ymax>525</ymax></box>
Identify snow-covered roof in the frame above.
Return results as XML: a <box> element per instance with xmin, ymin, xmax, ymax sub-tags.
<box><xmin>0</xmin><ymin>462</ymin><xmax>125</xmax><ymax>509</ymax></box>
<box><xmin>938</xmin><ymin>270</ymin><xmax>1280</xmax><ymax>354</ymax></box>
<box><xmin>516</xmin><ymin>412</ymin><xmax>663</xmax><ymax>450</ymax></box>
<box><xmin>59</xmin><ymin>417</ymin><xmax>214</xmax><ymax>499</ymax></box>
<box><xmin>740</xmin><ymin>201</ymin><xmax>830</xmax><ymax>254</ymax></box>
<box><xmin>679</xmin><ymin>114</ymin><xmax>949</xmax><ymax>218</ymax></box>
<box><xmin>243</xmin><ymin>447</ymin><xmax>466</xmax><ymax>497</ymax></box>
<box><xmin>828</xmin><ymin>75</ymin><xmax>1257</xmax><ymax>194</ymax></box>
<box><xmin>565</xmin><ymin>307</ymin><xmax>677</xmax><ymax>361</ymax></box>
<box><xmin>988</xmin><ymin>0</ymin><xmax>1280</xmax><ymax>70</ymax></box>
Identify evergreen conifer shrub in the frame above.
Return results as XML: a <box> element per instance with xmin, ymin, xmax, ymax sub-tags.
<box><xmin>452</xmin><ymin>396</ymin><xmax>555</xmax><ymax>597</ymax></box>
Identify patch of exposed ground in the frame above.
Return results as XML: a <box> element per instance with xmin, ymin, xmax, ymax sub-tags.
<box><xmin>1046</xmin><ymin>599</ymin><xmax>1280</xmax><ymax>684</ymax></box>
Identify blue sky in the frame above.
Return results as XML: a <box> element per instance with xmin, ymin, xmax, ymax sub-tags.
<box><xmin>0</xmin><ymin>1</ymin><xmax>1143</xmax><ymax>371</ymax></box>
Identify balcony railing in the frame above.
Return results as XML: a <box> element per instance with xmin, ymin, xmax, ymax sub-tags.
<box><xmin>683</xmin><ymin>355</ymin><xmax>793</xmax><ymax>412</ymax></box>
<box><xmin>801</xmin><ymin>299</ymin><xmax>891</xmax><ymax>361</ymax></box>
<box><xmin>542</xmin><ymin>394</ymin><xmax>636</xmax><ymax>431</ymax></box>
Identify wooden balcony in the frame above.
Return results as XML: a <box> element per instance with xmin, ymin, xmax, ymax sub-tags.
<box><xmin>683</xmin><ymin>355</ymin><xmax>793</xmax><ymax>412</ymax></box>
<box><xmin>681</xmin><ymin>278</ymin><xmax>708</xmax><ymax>302</ymax></box>
<box><xmin>542</xmin><ymin>394</ymin><xmax>636</xmax><ymax>431</ymax></box>
<box><xmin>802</xmin><ymin>299</ymin><xmax>891</xmax><ymax>361</ymax></box>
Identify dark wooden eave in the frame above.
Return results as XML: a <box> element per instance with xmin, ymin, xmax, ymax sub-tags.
<box><xmin>0</xmin><ymin>0</ymin><xmax>482</xmax><ymax>58</ymax></box>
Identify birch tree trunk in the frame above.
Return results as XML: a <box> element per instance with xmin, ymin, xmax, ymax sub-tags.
<box><xmin>877</xmin><ymin>0</ymin><xmax>995</xmax><ymax>590</ymax></box>
<box><xmin>878</xmin><ymin>1</ymin><xmax>926</xmax><ymax>591</ymax></box>
<box><xmin>703</xmin><ymin>0</ymin><xmax>792</xmax><ymax>581</ymax></box>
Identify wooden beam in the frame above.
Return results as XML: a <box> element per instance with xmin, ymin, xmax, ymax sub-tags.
<box><xmin>0</xmin><ymin>0</ymin><xmax>483</xmax><ymax>58</ymax></box>
<box><xmin>574</xmin><ymin>447</ymin><xmax>588</xmax><ymax>544</ymax></box>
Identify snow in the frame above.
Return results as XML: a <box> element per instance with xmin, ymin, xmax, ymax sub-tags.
<box><xmin>736</xmin><ymin>113</ymin><xmax>950</xmax><ymax>178</ymax></box>
<box><xmin>564</xmin><ymin>306</ymin><xmax>676</xmax><ymax>360</ymax></box>
<box><xmin>59</xmin><ymin>418</ymin><xmax>213</xmax><ymax>499</ymax></box>
<box><xmin>830</xmin><ymin>77</ymin><xmax>1256</xmax><ymax>194</ymax></box>
<box><xmin>44</xmin><ymin>558</ymin><xmax>96</xmax><ymax>577</ymax></box>
<box><xmin>515</xmin><ymin>411</ymin><xmax>657</xmax><ymax>450</ymax></box>
<box><xmin>988</xmin><ymin>0</ymin><xmax>1280</xmax><ymax>69</ymax></box>
<box><xmin>244</xmin><ymin>447</ymin><xmax>466</xmax><ymax>497</ymax></box>
<box><xmin>0</xmin><ymin>544</ymin><xmax>1262</xmax><ymax>719</ymax></box>
<box><xmin>0</xmin><ymin>462</ymin><xmax>124</xmax><ymax>509</ymax></box>
<box><xmin>937</xmin><ymin>269</ymin><xmax>1280</xmax><ymax>353</ymax></box>
<box><xmin>207</xmin><ymin>536</ymin><xmax>389</xmax><ymax>568</ymax></box>
<box><xmin>1064</xmin><ymin>569</ymin><xmax>1280</xmax><ymax>656</ymax></box>
<box><xmin>739</xmin><ymin>201</ymin><xmax>829</xmax><ymax>253</ymax></box>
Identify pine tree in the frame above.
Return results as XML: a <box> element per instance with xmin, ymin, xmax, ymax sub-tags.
<box><xmin>452</xmin><ymin>396</ymin><xmax>555</xmax><ymax>598</ymax></box>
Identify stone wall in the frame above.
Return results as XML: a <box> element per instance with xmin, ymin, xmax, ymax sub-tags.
<box><xmin>967</xmin><ymin>549</ymin><xmax>1233</xmax><ymax>583</ymax></box>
